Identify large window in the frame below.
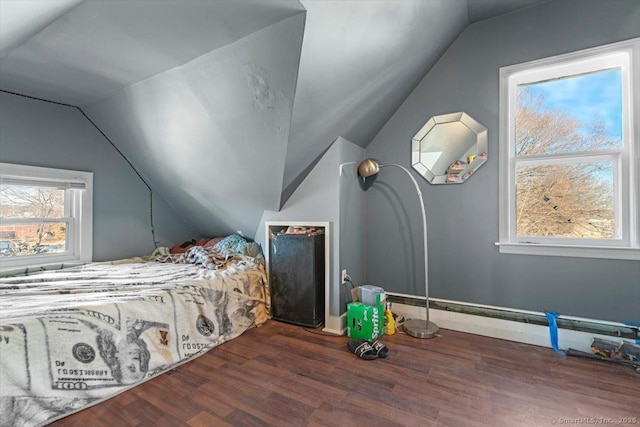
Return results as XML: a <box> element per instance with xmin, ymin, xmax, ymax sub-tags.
<box><xmin>0</xmin><ymin>163</ymin><xmax>93</xmax><ymax>271</ymax></box>
<box><xmin>499</xmin><ymin>38</ymin><xmax>639</xmax><ymax>260</ymax></box>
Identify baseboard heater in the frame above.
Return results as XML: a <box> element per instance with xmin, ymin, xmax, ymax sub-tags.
<box><xmin>386</xmin><ymin>293</ymin><xmax>639</xmax><ymax>341</ymax></box>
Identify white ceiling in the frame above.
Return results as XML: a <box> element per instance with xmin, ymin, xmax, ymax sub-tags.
<box><xmin>467</xmin><ymin>0</ymin><xmax>545</xmax><ymax>23</ymax></box>
<box><xmin>0</xmin><ymin>0</ymin><xmax>83</xmax><ymax>55</ymax></box>
<box><xmin>0</xmin><ymin>0</ymin><xmax>543</xmax><ymax>107</ymax></box>
<box><xmin>0</xmin><ymin>0</ymin><xmax>545</xmax><ymax>237</ymax></box>
<box><xmin>0</xmin><ymin>0</ymin><xmax>304</xmax><ymax>107</ymax></box>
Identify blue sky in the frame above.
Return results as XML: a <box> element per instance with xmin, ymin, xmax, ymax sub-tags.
<box><xmin>521</xmin><ymin>68</ymin><xmax>623</xmax><ymax>141</ymax></box>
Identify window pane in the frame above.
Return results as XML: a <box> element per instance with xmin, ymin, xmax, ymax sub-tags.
<box><xmin>515</xmin><ymin>68</ymin><xmax>622</xmax><ymax>156</ymax></box>
<box><xmin>0</xmin><ymin>184</ymin><xmax>68</xmax><ymax>258</ymax></box>
<box><xmin>0</xmin><ymin>185</ymin><xmax>65</xmax><ymax>219</ymax></box>
<box><xmin>0</xmin><ymin>222</ymin><xmax>68</xmax><ymax>257</ymax></box>
<box><xmin>515</xmin><ymin>162</ymin><xmax>615</xmax><ymax>239</ymax></box>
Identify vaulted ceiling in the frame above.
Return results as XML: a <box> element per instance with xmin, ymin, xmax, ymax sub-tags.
<box><xmin>0</xmin><ymin>0</ymin><xmax>543</xmax><ymax>238</ymax></box>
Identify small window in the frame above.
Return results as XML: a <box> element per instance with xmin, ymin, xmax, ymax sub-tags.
<box><xmin>0</xmin><ymin>163</ymin><xmax>93</xmax><ymax>271</ymax></box>
<box><xmin>499</xmin><ymin>38</ymin><xmax>640</xmax><ymax>260</ymax></box>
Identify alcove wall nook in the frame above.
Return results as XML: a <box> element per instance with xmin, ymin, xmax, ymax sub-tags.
<box><xmin>264</xmin><ymin>221</ymin><xmax>331</xmax><ymax>331</ymax></box>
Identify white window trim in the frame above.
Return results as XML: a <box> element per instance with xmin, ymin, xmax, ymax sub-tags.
<box><xmin>0</xmin><ymin>163</ymin><xmax>93</xmax><ymax>271</ymax></box>
<box><xmin>498</xmin><ymin>38</ymin><xmax>640</xmax><ymax>260</ymax></box>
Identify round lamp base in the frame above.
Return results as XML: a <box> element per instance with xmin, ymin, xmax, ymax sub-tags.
<box><xmin>404</xmin><ymin>319</ymin><xmax>439</xmax><ymax>339</ymax></box>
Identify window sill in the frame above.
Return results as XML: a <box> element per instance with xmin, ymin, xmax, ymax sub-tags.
<box><xmin>0</xmin><ymin>261</ymin><xmax>86</xmax><ymax>277</ymax></box>
<box><xmin>0</xmin><ymin>254</ymin><xmax>87</xmax><ymax>276</ymax></box>
<box><xmin>496</xmin><ymin>242</ymin><xmax>640</xmax><ymax>260</ymax></box>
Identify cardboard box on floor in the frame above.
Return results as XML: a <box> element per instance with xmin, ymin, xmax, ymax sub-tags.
<box><xmin>347</xmin><ymin>302</ymin><xmax>383</xmax><ymax>341</ymax></box>
<box><xmin>347</xmin><ymin>286</ymin><xmax>386</xmax><ymax>341</ymax></box>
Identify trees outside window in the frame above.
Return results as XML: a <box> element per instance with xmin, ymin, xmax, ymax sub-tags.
<box><xmin>499</xmin><ymin>38</ymin><xmax>639</xmax><ymax>260</ymax></box>
<box><xmin>0</xmin><ymin>163</ymin><xmax>93</xmax><ymax>271</ymax></box>
<box><xmin>514</xmin><ymin>79</ymin><xmax>618</xmax><ymax>240</ymax></box>
<box><xmin>0</xmin><ymin>185</ymin><xmax>67</xmax><ymax>256</ymax></box>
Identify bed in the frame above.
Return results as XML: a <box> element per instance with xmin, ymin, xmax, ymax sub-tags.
<box><xmin>0</xmin><ymin>237</ymin><xmax>270</xmax><ymax>427</ymax></box>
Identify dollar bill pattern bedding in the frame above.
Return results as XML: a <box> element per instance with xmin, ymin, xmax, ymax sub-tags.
<box><xmin>0</xmin><ymin>253</ymin><xmax>270</xmax><ymax>426</ymax></box>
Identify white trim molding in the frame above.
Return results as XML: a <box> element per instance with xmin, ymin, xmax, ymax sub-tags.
<box><xmin>0</xmin><ymin>162</ymin><xmax>93</xmax><ymax>272</ymax></box>
<box><xmin>498</xmin><ymin>37</ymin><xmax>640</xmax><ymax>260</ymax></box>
<box><xmin>264</xmin><ymin>221</ymin><xmax>337</xmax><ymax>333</ymax></box>
<box><xmin>390</xmin><ymin>297</ymin><xmax>636</xmax><ymax>353</ymax></box>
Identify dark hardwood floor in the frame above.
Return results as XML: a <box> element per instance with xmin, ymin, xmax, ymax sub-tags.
<box><xmin>52</xmin><ymin>320</ymin><xmax>640</xmax><ymax>426</ymax></box>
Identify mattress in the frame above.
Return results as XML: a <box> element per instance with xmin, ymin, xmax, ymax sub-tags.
<box><xmin>0</xmin><ymin>254</ymin><xmax>270</xmax><ymax>426</ymax></box>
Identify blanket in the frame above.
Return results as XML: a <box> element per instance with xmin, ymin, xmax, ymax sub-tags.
<box><xmin>153</xmin><ymin>245</ymin><xmax>240</xmax><ymax>270</ymax></box>
<box><xmin>0</xmin><ymin>255</ymin><xmax>270</xmax><ymax>427</ymax></box>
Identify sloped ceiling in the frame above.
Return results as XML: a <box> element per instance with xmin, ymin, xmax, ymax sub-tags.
<box><xmin>0</xmin><ymin>0</ymin><xmax>305</xmax><ymax>106</ymax></box>
<box><xmin>466</xmin><ymin>0</ymin><xmax>546</xmax><ymax>23</ymax></box>
<box><xmin>0</xmin><ymin>0</ymin><xmax>543</xmax><ymax>239</ymax></box>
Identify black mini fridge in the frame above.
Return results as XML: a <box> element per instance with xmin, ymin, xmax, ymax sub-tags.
<box><xmin>269</xmin><ymin>232</ymin><xmax>325</xmax><ymax>327</ymax></box>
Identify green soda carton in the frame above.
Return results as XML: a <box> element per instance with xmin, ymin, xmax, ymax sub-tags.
<box><xmin>347</xmin><ymin>302</ymin><xmax>384</xmax><ymax>341</ymax></box>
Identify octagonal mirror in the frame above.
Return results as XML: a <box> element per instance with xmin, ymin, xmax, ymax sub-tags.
<box><xmin>411</xmin><ymin>112</ymin><xmax>487</xmax><ymax>184</ymax></box>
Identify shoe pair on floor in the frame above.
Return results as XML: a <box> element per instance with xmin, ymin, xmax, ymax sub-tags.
<box><xmin>347</xmin><ymin>339</ymin><xmax>389</xmax><ymax>360</ymax></box>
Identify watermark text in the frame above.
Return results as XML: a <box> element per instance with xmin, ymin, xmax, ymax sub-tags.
<box><xmin>551</xmin><ymin>417</ymin><xmax>637</xmax><ymax>425</ymax></box>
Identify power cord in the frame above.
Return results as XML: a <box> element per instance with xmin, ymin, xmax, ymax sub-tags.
<box><xmin>1</xmin><ymin>89</ymin><xmax>159</xmax><ymax>249</ymax></box>
<box><xmin>342</xmin><ymin>275</ymin><xmax>357</xmax><ymax>305</ymax></box>
<box><xmin>302</xmin><ymin>324</ymin><xmax>344</xmax><ymax>337</ymax></box>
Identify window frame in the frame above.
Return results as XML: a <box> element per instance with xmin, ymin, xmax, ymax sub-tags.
<box><xmin>0</xmin><ymin>163</ymin><xmax>93</xmax><ymax>271</ymax></box>
<box><xmin>498</xmin><ymin>38</ymin><xmax>640</xmax><ymax>260</ymax></box>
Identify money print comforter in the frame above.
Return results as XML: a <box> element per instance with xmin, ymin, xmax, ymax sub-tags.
<box><xmin>0</xmin><ymin>255</ymin><xmax>270</xmax><ymax>426</ymax></box>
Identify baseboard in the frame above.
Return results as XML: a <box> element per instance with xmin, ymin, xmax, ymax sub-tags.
<box><xmin>323</xmin><ymin>312</ymin><xmax>346</xmax><ymax>335</ymax></box>
<box><xmin>387</xmin><ymin>295</ymin><xmax>638</xmax><ymax>353</ymax></box>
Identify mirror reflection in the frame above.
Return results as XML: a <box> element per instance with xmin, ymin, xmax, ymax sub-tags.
<box><xmin>411</xmin><ymin>112</ymin><xmax>487</xmax><ymax>184</ymax></box>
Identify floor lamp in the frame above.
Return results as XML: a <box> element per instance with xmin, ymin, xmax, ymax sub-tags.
<box><xmin>357</xmin><ymin>159</ymin><xmax>438</xmax><ymax>339</ymax></box>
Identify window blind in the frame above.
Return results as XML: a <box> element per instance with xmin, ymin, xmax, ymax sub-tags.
<box><xmin>0</xmin><ymin>177</ymin><xmax>86</xmax><ymax>190</ymax></box>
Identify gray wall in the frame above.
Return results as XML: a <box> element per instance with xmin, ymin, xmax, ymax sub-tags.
<box><xmin>365</xmin><ymin>0</ymin><xmax>640</xmax><ymax>322</ymax></box>
<box><xmin>257</xmin><ymin>136</ymin><xmax>365</xmax><ymax>328</ymax></box>
<box><xmin>281</xmin><ymin>0</ymin><xmax>469</xmax><ymax>204</ymax></box>
<box><xmin>0</xmin><ymin>91</ymin><xmax>196</xmax><ymax>261</ymax></box>
<box><xmin>338</xmin><ymin>142</ymin><xmax>366</xmax><ymax>312</ymax></box>
<box><xmin>85</xmin><ymin>13</ymin><xmax>306</xmax><ymax>239</ymax></box>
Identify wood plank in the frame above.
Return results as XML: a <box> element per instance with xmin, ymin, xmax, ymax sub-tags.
<box><xmin>187</xmin><ymin>410</ymin><xmax>234</xmax><ymax>427</ymax></box>
<box><xmin>51</xmin><ymin>320</ymin><xmax>640</xmax><ymax>426</ymax></box>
